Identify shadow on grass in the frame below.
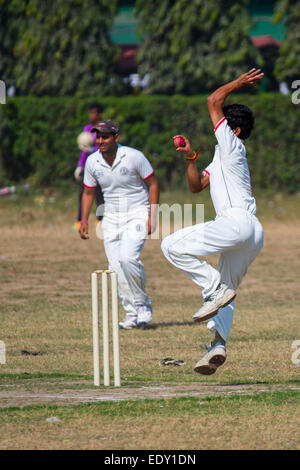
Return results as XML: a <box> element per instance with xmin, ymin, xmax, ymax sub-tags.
<box><xmin>212</xmin><ymin>381</ymin><xmax>270</xmax><ymax>387</ymax></box>
<box><xmin>286</xmin><ymin>378</ymin><xmax>300</xmax><ymax>384</ymax></box>
<box><xmin>144</xmin><ymin>321</ymin><xmax>195</xmax><ymax>330</ymax></box>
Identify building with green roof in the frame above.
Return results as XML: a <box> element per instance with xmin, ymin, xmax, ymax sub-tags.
<box><xmin>111</xmin><ymin>1</ymin><xmax>286</xmax><ymax>90</ymax></box>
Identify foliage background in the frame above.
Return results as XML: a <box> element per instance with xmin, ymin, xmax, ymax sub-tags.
<box><xmin>273</xmin><ymin>0</ymin><xmax>300</xmax><ymax>86</ymax></box>
<box><xmin>0</xmin><ymin>95</ymin><xmax>299</xmax><ymax>193</ymax></box>
<box><xmin>0</xmin><ymin>0</ymin><xmax>299</xmax><ymax>193</ymax></box>
<box><xmin>135</xmin><ymin>0</ymin><xmax>262</xmax><ymax>94</ymax></box>
<box><xmin>0</xmin><ymin>0</ymin><xmax>122</xmax><ymax>96</ymax></box>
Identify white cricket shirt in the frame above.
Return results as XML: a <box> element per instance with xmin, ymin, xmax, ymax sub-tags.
<box><xmin>204</xmin><ymin>117</ymin><xmax>256</xmax><ymax>216</ymax></box>
<box><xmin>83</xmin><ymin>144</ymin><xmax>154</xmax><ymax>213</ymax></box>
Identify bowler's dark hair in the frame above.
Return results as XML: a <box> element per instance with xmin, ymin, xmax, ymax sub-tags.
<box><xmin>89</xmin><ymin>102</ymin><xmax>103</xmax><ymax>113</ymax></box>
<box><xmin>222</xmin><ymin>104</ymin><xmax>254</xmax><ymax>140</ymax></box>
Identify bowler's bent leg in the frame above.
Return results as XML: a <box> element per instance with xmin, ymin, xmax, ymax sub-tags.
<box><xmin>207</xmin><ymin>220</ymin><xmax>264</xmax><ymax>342</ymax></box>
<box><xmin>161</xmin><ymin>217</ymin><xmax>245</xmax><ymax>299</ymax></box>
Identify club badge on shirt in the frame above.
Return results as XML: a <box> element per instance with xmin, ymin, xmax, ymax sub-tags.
<box><xmin>120</xmin><ymin>167</ymin><xmax>129</xmax><ymax>176</ymax></box>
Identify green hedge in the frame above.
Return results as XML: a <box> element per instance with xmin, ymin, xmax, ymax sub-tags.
<box><xmin>0</xmin><ymin>94</ymin><xmax>299</xmax><ymax>192</ymax></box>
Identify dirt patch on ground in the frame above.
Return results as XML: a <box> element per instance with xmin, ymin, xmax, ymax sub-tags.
<box><xmin>0</xmin><ymin>381</ymin><xmax>299</xmax><ymax>408</ymax></box>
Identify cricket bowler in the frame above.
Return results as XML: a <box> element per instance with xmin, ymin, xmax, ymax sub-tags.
<box><xmin>161</xmin><ymin>69</ymin><xmax>264</xmax><ymax>375</ymax></box>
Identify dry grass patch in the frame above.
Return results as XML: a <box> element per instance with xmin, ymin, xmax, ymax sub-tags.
<box><xmin>0</xmin><ymin>194</ymin><xmax>300</xmax><ymax>385</ymax></box>
<box><xmin>0</xmin><ymin>189</ymin><xmax>299</xmax><ymax>449</ymax></box>
<box><xmin>0</xmin><ymin>392</ymin><xmax>299</xmax><ymax>450</ymax></box>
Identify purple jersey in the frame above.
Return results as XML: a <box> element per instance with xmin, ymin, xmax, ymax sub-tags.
<box><xmin>77</xmin><ymin>123</ymin><xmax>97</xmax><ymax>168</ymax></box>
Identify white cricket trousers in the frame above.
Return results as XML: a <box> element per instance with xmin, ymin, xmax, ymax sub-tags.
<box><xmin>161</xmin><ymin>208</ymin><xmax>264</xmax><ymax>341</ymax></box>
<box><xmin>101</xmin><ymin>206</ymin><xmax>151</xmax><ymax>317</ymax></box>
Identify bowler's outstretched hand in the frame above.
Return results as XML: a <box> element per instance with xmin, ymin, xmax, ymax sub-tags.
<box><xmin>237</xmin><ymin>69</ymin><xmax>264</xmax><ymax>87</ymax></box>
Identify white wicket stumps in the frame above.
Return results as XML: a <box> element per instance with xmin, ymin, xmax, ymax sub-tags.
<box><xmin>91</xmin><ymin>270</ymin><xmax>121</xmax><ymax>387</ymax></box>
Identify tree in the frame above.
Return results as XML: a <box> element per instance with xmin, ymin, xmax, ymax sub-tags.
<box><xmin>135</xmin><ymin>0</ymin><xmax>262</xmax><ymax>94</ymax></box>
<box><xmin>273</xmin><ymin>0</ymin><xmax>300</xmax><ymax>87</ymax></box>
<box><xmin>3</xmin><ymin>0</ymin><xmax>122</xmax><ymax>96</ymax></box>
<box><xmin>0</xmin><ymin>0</ymin><xmax>19</xmax><ymax>85</ymax></box>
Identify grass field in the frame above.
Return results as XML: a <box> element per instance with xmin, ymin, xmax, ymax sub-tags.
<box><xmin>0</xmin><ymin>184</ymin><xmax>299</xmax><ymax>450</ymax></box>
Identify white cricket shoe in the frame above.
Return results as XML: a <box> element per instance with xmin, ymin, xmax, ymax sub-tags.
<box><xmin>193</xmin><ymin>283</ymin><xmax>236</xmax><ymax>323</ymax></box>
<box><xmin>194</xmin><ymin>342</ymin><xmax>227</xmax><ymax>375</ymax></box>
<box><xmin>136</xmin><ymin>304</ymin><xmax>152</xmax><ymax>327</ymax></box>
<box><xmin>119</xmin><ymin>315</ymin><xmax>138</xmax><ymax>330</ymax></box>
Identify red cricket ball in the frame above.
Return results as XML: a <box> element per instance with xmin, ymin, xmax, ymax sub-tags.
<box><xmin>174</xmin><ymin>136</ymin><xmax>186</xmax><ymax>148</ymax></box>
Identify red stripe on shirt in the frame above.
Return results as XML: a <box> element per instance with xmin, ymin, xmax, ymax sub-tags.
<box><xmin>144</xmin><ymin>171</ymin><xmax>154</xmax><ymax>181</ymax></box>
<box><xmin>203</xmin><ymin>169</ymin><xmax>210</xmax><ymax>176</ymax></box>
<box><xmin>83</xmin><ymin>183</ymin><xmax>97</xmax><ymax>188</ymax></box>
<box><xmin>214</xmin><ymin>117</ymin><xmax>226</xmax><ymax>133</ymax></box>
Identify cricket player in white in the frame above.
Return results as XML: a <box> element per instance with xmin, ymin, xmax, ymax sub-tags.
<box><xmin>79</xmin><ymin>120</ymin><xmax>159</xmax><ymax>329</ymax></box>
<box><xmin>161</xmin><ymin>69</ymin><xmax>264</xmax><ymax>375</ymax></box>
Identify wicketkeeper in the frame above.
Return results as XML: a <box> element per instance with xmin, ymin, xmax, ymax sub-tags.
<box><xmin>74</xmin><ymin>102</ymin><xmax>104</xmax><ymax>229</ymax></box>
<box><xmin>161</xmin><ymin>69</ymin><xmax>264</xmax><ymax>375</ymax></box>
